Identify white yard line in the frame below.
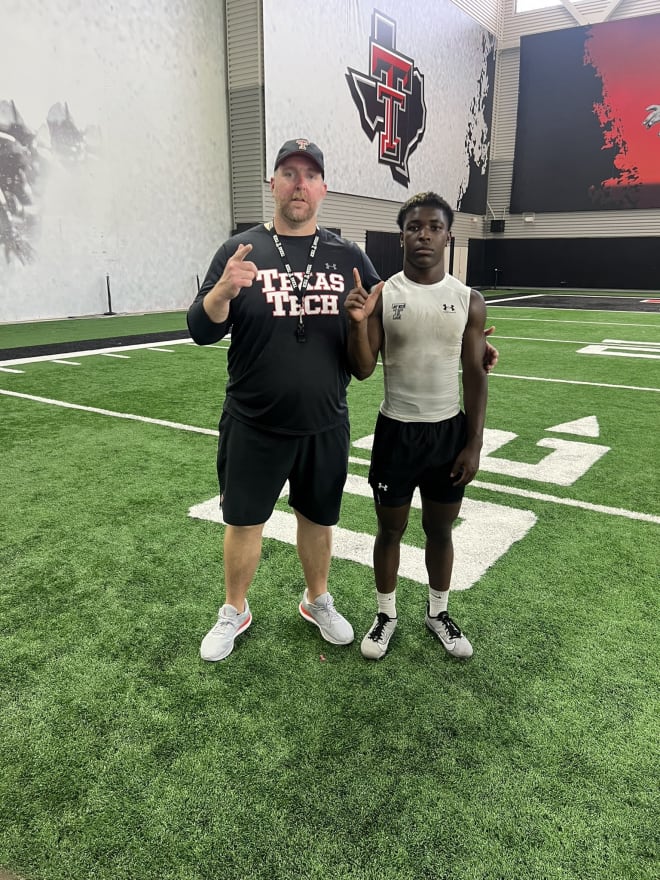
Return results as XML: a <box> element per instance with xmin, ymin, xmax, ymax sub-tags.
<box><xmin>2</xmin><ymin>387</ymin><xmax>658</xmax><ymax>524</ymax></box>
<box><xmin>487</xmin><ymin>294</ymin><xmax>544</xmax><ymax>303</ymax></box>
<box><xmin>490</xmin><ymin>294</ymin><xmax>655</xmax><ymax>301</ymax></box>
<box><xmin>471</xmin><ymin>481</ymin><xmax>660</xmax><ymax>525</ymax></box>
<box><xmin>493</xmin><ymin>335</ymin><xmax>595</xmax><ymax>344</ymax></box>
<box><xmin>487</xmin><ymin>315</ymin><xmax>659</xmax><ymax>328</ymax></box>
<box><xmin>488</xmin><ymin>336</ymin><xmax>660</xmax><ymax>349</ymax></box>
<box><xmin>0</xmin><ymin>337</ymin><xmax>194</xmax><ymax>367</ymax></box>
<box><xmin>488</xmin><ymin>300</ymin><xmax>656</xmax><ymax>317</ymax></box>
<box><xmin>0</xmin><ymin>389</ymin><xmax>218</xmax><ymax>436</ymax></box>
<box><xmin>489</xmin><ymin>373</ymin><xmax>659</xmax><ymax>392</ymax></box>
<box><xmin>347</xmin><ymin>455</ymin><xmax>660</xmax><ymax>524</ymax></box>
<box><xmin>474</xmin><ymin>335</ymin><xmax>660</xmax><ymax>345</ymax></box>
<box><xmin>384</xmin><ymin>360</ymin><xmax>658</xmax><ymax>392</ymax></box>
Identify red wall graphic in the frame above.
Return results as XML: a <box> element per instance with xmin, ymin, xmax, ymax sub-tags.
<box><xmin>511</xmin><ymin>14</ymin><xmax>660</xmax><ymax>213</ymax></box>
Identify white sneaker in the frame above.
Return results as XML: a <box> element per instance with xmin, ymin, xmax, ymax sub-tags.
<box><xmin>425</xmin><ymin>605</ymin><xmax>473</xmax><ymax>658</ymax></box>
<box><xmin>200</xmin><ymin>601</ymin><xmax>252</xmax><ymax>661</ymax></box>
<box><xmin>298</xmin><ymin>590</ymin><xmax>354</xmax><ymax>645</ymax></box>
<box><xmin>361</xmin><ymin>613</ymin><xmax>397</xmax><ymax>660</ymax></box>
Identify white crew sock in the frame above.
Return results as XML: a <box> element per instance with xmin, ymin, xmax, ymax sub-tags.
<box><xmin>223</xmin><ymin>602</ymin><xmax>246</xmax><ymax>616</ymax></box>
<box><xmin>428</xmin><ymin>588</ymin><xmax>449</xmax><ymax>617</ymax></box>
<box><xmin>376</xmin><ymin>590</ymin><xmax>397</xmax><ymax>619</ymax></box>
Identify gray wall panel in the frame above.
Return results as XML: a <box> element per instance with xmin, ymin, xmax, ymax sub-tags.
<box><xmin>226</xmin><ymin>0</ymin><xmax>266</xmax><ymax>226</ymax></box>
<box><xmin>502</xmin><ymin>0</ymin><xmax>660</xmax><ymax>49</ymax></box>
<box><xmin>450</xmin><ymin>0</ymin><xmax>500</xmax><ymax>34</ymax></box>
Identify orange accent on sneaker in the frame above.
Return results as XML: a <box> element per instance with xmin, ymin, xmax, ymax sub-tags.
<box><xmin>237</xmin><ymin>613</ymin><xmax>252</xmax><ymax>632</ymax></box>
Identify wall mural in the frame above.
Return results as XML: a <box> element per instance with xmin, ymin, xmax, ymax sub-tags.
<box><xmin>0</xmin><ymin>99</ymin><xmax>99</xmax><ymax>265</ymax></box>
<box><xmin>345</xmin><ymin>10</ymin><xmax>427</xmax><ymax>187</ymax></box>
<box><xmin>511</xmin><ymin>13</ymin><xmax>660</xmax><ymax>213</ymax></box>
<box><xmin>263</xmin><ymin>0</ymin><xmax>495</xmax><ymax>214</ymax></box>
<box><xmin>1</xmin><ymin>0</ymin><xmax>232</xmax><ymax>324</ymax></box>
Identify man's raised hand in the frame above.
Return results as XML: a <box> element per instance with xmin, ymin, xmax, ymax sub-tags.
<box><xmin>217</xmin><ymin>243</ymin><xmax>258</xmax><ymax>300</ymax></box>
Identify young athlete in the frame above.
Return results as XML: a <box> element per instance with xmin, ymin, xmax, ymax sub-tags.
<box><xmin>345</xmin><ymin>191</ymin><xmax>489</xmax><ymax>660</ymax></box>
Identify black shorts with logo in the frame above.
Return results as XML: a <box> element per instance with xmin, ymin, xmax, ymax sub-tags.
<box><xmin>368</xmin><ymin>411</ymin><xmax>467</xmax><ymax>507</ymax></box>
<box><xmin>217</xmin><ymin>412</ymin><xmax>350</xmax><ymax>526</ymax></box>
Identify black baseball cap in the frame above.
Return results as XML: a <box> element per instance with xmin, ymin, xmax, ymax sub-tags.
<box><xmin>273</xmin><ymin>139</ymin><xmax>324</xmax><ymax>177</ymax></box>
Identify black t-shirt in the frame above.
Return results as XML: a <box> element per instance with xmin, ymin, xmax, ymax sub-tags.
<box><xmin>187</xmin><ymin>224</ymin><xmax>380</xmax><ymax>435</ymax></box>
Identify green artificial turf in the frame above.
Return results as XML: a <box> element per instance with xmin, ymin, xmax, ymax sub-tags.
<box><xmin>0</xmin><ymin>299</ymin><xmax>658</xmax><ymax>880</ymax></box>
<box><xmin>0</xmin><ymin>311</ymin><xmax>187</xmax><ymax>350</ymax></box>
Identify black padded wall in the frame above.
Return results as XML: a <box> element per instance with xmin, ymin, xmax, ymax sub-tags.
<box><xmin>468</xmin><ymin>237</ymin><xmax>660</xmax><ymax>291</ymax></box>
<box><xmin>365</xmin><ymin>231</ymin><xmax>403</xmax><ymax>281</ymax></box>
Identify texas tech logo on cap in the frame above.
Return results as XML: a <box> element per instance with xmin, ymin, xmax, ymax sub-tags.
<box><xmin>346</xmin><ymin>11</ymin><xmax>426</xmax><ymax>187</ymax></box>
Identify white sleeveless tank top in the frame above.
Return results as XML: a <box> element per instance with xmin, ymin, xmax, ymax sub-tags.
<box><xmin>380</xmin><ymin>271</ymin><xmax>470</xmax><ymax>422</ymax></box>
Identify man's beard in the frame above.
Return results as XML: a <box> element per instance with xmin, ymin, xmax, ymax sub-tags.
<box><xmin>279</xmin><ymin>198</ymin><xmax>315</xmax><ymax>226</ymax></box>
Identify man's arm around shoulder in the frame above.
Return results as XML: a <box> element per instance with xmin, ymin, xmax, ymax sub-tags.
<box><xmin>451</xmin><ymin>289</ymin><xmax>489</xmax><ymax>486</ymax></box>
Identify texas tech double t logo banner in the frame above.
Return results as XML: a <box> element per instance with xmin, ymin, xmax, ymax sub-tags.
<box><xmin>346</xmin><ymin>10</ymin><xmax>426</xmax><ymax>187</ymax></box>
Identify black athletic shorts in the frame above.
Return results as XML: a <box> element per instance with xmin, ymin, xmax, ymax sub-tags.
<box><xmin>368</xmin><ymin>410</ymin><xmax>467</xmax><ymax>507</ymax></box>
<box><xmin>217</xmin><ymin>412</ymin><xmax>350</xmax><ymax>526</ymax></box>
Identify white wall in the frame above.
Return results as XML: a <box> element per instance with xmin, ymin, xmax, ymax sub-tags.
<box><xmin>0</xmin><ymin>0</ymin><xmax>232</xmax><ymax>323</ymax></box>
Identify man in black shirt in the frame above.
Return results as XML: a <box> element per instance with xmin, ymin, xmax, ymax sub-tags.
<box><xmin>188</xmin><ymin>139</ymin><xmax>381</xmax><ymax>661</ymax></box>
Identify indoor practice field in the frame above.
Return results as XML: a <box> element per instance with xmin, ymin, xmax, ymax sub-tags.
<box><xmin>0</xmin><ymin>289</ymin><xmax>658</xmax><ymax>880</ymax></box>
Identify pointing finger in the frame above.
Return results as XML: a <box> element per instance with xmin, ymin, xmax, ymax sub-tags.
<box><xmin>230</xmin><ymin>243</ymin><xmax>253</xmax><ymax>262</ymax></box>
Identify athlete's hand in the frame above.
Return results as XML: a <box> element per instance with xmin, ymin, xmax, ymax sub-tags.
<box><xmin>345</xmin><ymin>269</ymin><xmax>384</xmax><ymax>323</ymax></box>
<box><xmin>215</xmin><ymin>243</ymin><xmax>259</xmax><ymax>301</ymax></box>
<box><xmin>483</xmin><ymin>325</ymin><xmax>499</xmax><ymax>372</ymax></box>
<box><xmin>450</xmin><ymin>443</ymin><xmax>481</xmax><ymax>487</ymax></box>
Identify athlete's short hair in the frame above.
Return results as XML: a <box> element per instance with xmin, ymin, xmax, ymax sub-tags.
<box><xmin>397</xmin><ymin>192</ymin><xmax>454</xmax><ymax>231</ymax></box>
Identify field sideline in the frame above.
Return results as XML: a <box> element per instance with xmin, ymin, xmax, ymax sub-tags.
<box><xmin>1</xmin><ymin>292</ymin><xmax>658</xmax><ymax>880</ymax></box>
